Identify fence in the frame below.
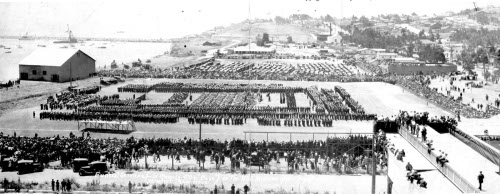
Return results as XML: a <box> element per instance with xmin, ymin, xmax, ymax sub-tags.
<box><xmin>398</xmin><ymin>125</ymin><xmax>479</xmax><ymax>193</ymax></box>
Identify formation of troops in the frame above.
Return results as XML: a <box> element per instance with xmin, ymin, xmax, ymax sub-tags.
<box><xmin>38</xmin><ymin>82</ymin><xmax>377</xmax><ymax>126</ymax></box>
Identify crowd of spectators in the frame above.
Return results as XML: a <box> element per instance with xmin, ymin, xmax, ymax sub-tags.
<box><xmin>0</xmin><ymin>131</ymin><xmax>387</xmax><ymax>175</ymax></box>
<box><xmin>397</xmin><ymin>75</ymin><xmax>492</xmax><ymax>118</ymax></box>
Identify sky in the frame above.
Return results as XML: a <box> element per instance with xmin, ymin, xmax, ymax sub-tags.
<box><xmin>0</xmin><ymin>0</ymin><xmax>499</xmax><ymax>39</ymax></box>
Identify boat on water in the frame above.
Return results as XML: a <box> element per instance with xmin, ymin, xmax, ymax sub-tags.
<box><xmin>5</xmin><ymin>51</ymin><xmax>12</xmax><ymax>53</ymax></box>
<box><xmin>19</xmin><ymin>32</ymin><xmax>34</xmax><ymax>40</ymax></box>
<box><xmin>54</xmin><ymin>25</ymin><xmax>81</xmax><ymax>44</ymax></box>
<box><xmin>60</xmin><ymin>46</ymin><xmax>68</xmax><ymax>48</ymax></box>
<box><xmin>37</xmin><ymin>45</ymin><xmax>46</xmax><ymax>47</ymax></box>
<box><xmin>98</xmin><ymin>46</ymin><xmax>106</xmax><ymax>49</ymax></box>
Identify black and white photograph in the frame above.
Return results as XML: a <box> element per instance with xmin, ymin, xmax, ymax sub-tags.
<box><xmin>0</xmin><ymin>0</ymin><xmax>500</xmax><ymax>193</ymax></box>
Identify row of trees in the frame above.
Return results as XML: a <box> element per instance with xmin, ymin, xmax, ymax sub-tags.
<box><xmin>339</xmin><ymin>26</ymin><xmax>419</xmax><ymax>50</ymax></box>
<box><xmin>450</xmin><ymin>28</ymin><xmax>500</xmax><ymax>48</ymax></box>
<box><xmin>417</xmin><ymin>45</ymin><xmax>446</xmax><ymax>63</ymax></box>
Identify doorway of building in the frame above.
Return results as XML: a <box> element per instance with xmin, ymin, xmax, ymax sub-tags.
<box><xmin>20</xmin><ymin>73</ymin><xmax>28</xmax><ymax>80</ymax></box>
<box><xmin>51</xmin><ymin>74</ymin><xmax>59</xmax><ymax>82</ymax></box>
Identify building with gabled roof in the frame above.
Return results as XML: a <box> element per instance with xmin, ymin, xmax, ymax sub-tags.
<box><xmin>19</xmin><ymin>48</ymin><xmax>95</xmax><ymax>82</ymax></box>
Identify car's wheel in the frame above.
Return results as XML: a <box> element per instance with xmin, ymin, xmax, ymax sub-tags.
<box><xmin>79</xmin><ymin>171</ymin><xmax>84</xmax><ymax>176</ymax></box>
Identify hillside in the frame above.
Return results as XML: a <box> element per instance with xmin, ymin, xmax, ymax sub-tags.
<box><xmin>215</xmin><ymin>22</ymin><xmax>314</xmax><ymax>43</ymax></box>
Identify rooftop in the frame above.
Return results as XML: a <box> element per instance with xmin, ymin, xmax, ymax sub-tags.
<box><xmin>19</xmin><ymin>48</ymin><xmax>94</xmax><ymax>67</ymax></box>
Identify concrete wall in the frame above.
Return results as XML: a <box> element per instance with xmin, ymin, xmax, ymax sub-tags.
<box><xmin>388</xmin><ymin>64</ymin><xmax>457</xmax><ymax>75</ymax></box>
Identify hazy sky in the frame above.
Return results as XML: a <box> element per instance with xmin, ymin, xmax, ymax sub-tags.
<box><xmin>0</xmin><ymin>0</ymin><xmax>499</xmax><ymax>38</ymax></box>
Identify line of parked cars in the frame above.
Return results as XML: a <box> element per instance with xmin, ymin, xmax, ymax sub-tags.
<box><xmin>1</xmin><ymin>157</ymin><xmax>109</xmax><ymax>176</ymax></box>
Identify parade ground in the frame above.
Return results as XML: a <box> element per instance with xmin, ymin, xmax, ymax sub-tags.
<box><xmin>0</xmin><ymin>79</ymin><xmax>452</xmax><ymax>140</ymax></box>
<box><xmin>1</xmin><ymin>78</ymin><xmax>499</xmax><ymax>193</ymax></box>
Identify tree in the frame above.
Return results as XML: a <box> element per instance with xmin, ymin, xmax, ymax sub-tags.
<box><xmin>484</xmin><ymin>71</ymin><xmax>491</xmax><ymax>81</ymax></box>
<box><xmin>418</xmin><ymin>29</ymin><xmax>426</xmax><ymax>38</ymax></box>
<box><xmin>262</xmin><ymin>33</ymin><xmax>270</xmax><ymax>44</ymax></box>
<box><xmin>428</xmin><ymin>29</ymin><xmax>435</xmax><ymax>41</ymax></box>
<box><xmin>474</xmin><ymin>12</ymin><xmax>490</xmax><ymax>25</ymax></box>
<box><xmin>407</xmin><ymin>43</ymin><xmax>415</xmax><ymax>57</ymax></box>
<box><xmin>493</xmin><ymin>69</ymin><xmax>500</xmax><ymax>83</ymax></box>
<box><xmin>325</xmin><ymin>14</ymin><xmax>334</xmax><ymax>22</ymax></box>
<box><xmin>274</xmin><ymin>16</ymin><xmax>288</xmax><ymax>24</ymax></box>
<box><xmin>431</xmin><ymin>22</ymin><xmax>442</xmax><ymax>30</ymax></box>
<box><xmin>359</xmin><ymin>16</ymin><xmax>373</xmax><ymax>27</ymax></box>
<box><xmin>393</xmin><ymin>14</ymin><xmax>402</xmax><ymax>24</ymax></box>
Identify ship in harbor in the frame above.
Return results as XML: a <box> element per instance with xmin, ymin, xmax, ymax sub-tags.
<box><xmin>19</xmin><ymin>32</ymin><xmax>34</xmax><ymax>40</ymax></box>
<box><xmin>54</xmin><ymin>25</ymin><xmax>80</xmax><ymax>44</ymax></box>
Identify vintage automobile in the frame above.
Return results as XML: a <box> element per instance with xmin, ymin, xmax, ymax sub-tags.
<box><xmin>17</xmin><ymin>160</ymin><xmax>43</xmax><ymax>175</ymax></box>
<box><xmin>249</xmin><ymin>152</ymin><xmax>265</xmax><ymax>168</ymax></box>
<box><xmin>79</xmin><ymin>161</ymin><xmax>108</xmax><ymax>176</ymax></box>
<box><xmin>72</xmin><ymin>158</ymin><xmax>89</xmax><ymax>172</ymax></box>
<box><xmin>1</xmin><ymin>157</ymin><xmax>17</xmax><ymax>172</ymax></box>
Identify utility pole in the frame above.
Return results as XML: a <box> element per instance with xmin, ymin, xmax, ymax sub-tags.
<box><xmin>70</xmin><ymin>62</ymin><xmax>72</xmax><ymax>87</ymax></box>
<box><xmin>372</xmin><ymin>122</ymin><xmax>377</xmax><ymax>194</ymax></box>
<box><xmin>248</xmin><ymin>0</ymin><xmax>251</xmax><ymax>52</ymax></box>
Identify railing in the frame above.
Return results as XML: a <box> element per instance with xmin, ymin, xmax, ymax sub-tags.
<box><xmin>398</xmin><ymin>125</ymin><xmax>480</xmax><ymax>193</ymax></box>
<box><xmin>450</xmin><ymin>128</ymin><xmax>500</xmax><ymax>166</ymax></box>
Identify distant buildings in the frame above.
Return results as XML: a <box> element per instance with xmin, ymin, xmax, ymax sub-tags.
<box><xmin>228</xmin><ymin>43</ymin><xmax>276</xmax><ymax>55</ymax></box>
<box><xmin>19</xmin><ymin>48</ymin><xmax>95</xmax><ymax>82</ymax></box>
<box><xmin>358</xmin><ymin>48</ymin><xmax>386</xmax><ymax>55</ymax></box>
<box><xmin>377</xmin><ymin>53</ymin><xmax>398</xmax><ymax>60</ymax></box>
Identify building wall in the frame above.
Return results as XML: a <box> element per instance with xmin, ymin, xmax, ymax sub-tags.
<box><xmin>19</xmin><ymin>50</ymin><xmax>95</xmax><ymax>82</ymax></box>
<box><xmin>58</xmin><ymin>51</ymin><xmax>95</xmax><ymax>82</ymax></box>
<box><xmin>388</xmin><ymin>64</ymin><xmax>457</xmax><ymax>75</ymax></box>
<box><xmin>19</xmin><ymin>65</ymin><xmax>60</xmax><ymax>81</ymax></box>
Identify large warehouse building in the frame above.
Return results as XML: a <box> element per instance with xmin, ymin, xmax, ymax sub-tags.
<box><xmin>19</xmin><ymin>48</ymin><xmax>95</xmax><ymax>82</ymax></box>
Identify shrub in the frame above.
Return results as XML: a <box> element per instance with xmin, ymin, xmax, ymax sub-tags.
<box><xmin>157</xmin><ymin>183</ymin><xmax>167</xmax><ymax>193</ymax></box>
<box><xmin>102</xmin><ymin>184</ymin><xmax>111</xmax><ymax>192</ymax></box>
<box><xmin>241</xmin><ymin>167</ymin><xmax>248</xmax><ymax>175</ymax></box>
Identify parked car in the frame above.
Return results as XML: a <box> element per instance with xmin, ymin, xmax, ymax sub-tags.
<box><xmin>17</xmin><ymin>160</ymin><xmax>43</xmax><ymax>174</ymax></box>
<box><xmin>79</xmin><ymin>161</ymin><xmax>108</xmax><ymax>176</ymax></box>
<box><xmin>1</xmin><ymin>157</ymin><xmax>17</xmax><ymax>172</ymax></box>
<box><xmin>72</xmin><ymin>158</ymin><xmax>89</xmax><ymax>172</ymax></box>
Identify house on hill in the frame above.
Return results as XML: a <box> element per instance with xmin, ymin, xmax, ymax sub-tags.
<box><xmin>202</xmin><ymin>41</ymin><xmax>221</xmax><ymax>46</ymax></box>
<box><xmin>19</xmin><ymin>48</ymin><xmax>95</xmax><ymax>82</ymax></box>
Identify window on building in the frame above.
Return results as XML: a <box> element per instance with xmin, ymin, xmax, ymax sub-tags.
<box><xmin>32</xmin><ymin>70</ymin><xmax>36</xmax><ymax>75</ymax></box>
<box><xmin>43</xmin><ymin>71</ymin><xmax>47</xmax><ymax>75</ymax></box>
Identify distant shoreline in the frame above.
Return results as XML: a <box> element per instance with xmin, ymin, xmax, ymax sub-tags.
<box><xmin>0</xmin><ymin>35</ymin><xmax>177</xmax><ymax>43</ymax></box>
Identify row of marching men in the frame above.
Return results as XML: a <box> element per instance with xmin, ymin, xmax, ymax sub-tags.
<box><xmin>187</xmin><ymin>115</ymin><xmax>246</xmax><ymax>125</ymax></box>
<box><xmin>256</xmin><ymin>117</ymin><xmax>334</xmax><ymax>127</ymax></box>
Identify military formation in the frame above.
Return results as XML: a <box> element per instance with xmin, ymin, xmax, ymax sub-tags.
<box><xmin>38</xmin><ymin>82</ymin><xmax>378</xmax><ymax>126</ymax></box>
